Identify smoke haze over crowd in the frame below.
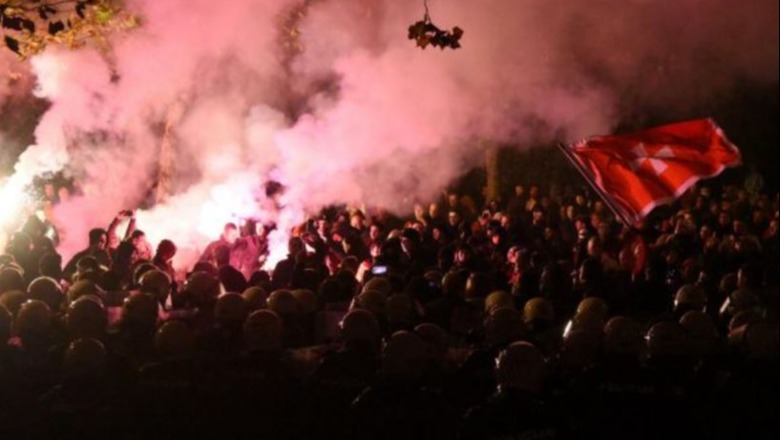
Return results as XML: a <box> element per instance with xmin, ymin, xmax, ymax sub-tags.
<box><xmin>1</xmin><ymin>0</ymin><xmax>777</xmax><ymax>266</ymax></box>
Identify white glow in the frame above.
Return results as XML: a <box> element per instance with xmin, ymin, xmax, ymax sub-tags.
<box><xmin>0</xmin><ymin>175</ymin><xmax>27</xmax><ymax>230</ymax></box>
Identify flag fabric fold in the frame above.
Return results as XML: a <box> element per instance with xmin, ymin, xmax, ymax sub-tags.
<box><xmin>566</xmin><ymin>118</ymin><xmax>742</xmax><ymax>226</ymax></box>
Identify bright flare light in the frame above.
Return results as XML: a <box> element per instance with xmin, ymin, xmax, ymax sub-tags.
<box><xmin>0</xmin><ymin>174</ymin><xmax>31</xmax><ymax>231</ymax></box>
<box><xmin>264</xmin><ymin>205</ymin><xmax>302</xmax><ymax>271</ymax></box>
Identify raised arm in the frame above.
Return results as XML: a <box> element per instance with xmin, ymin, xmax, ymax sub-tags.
<box><xmin>124</xmin><ymin>210</ymin><xmax>137</xmax><ymax>241</ymax></box>
<box><xmin>107</xmin><ymin>210</ymin><xmax>128</xmax><ymax>250</ymax></box>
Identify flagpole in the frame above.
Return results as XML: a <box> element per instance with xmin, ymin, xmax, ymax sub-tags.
<box><xmin>556</xmin><ymin>142</ymin><xmax>634</xmax><ymax>228</ymax></box>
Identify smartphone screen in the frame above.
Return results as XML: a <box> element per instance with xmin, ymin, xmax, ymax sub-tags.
<box><xmin>372</xmin><ymin>265</ymin><xmax>388</xmax><ymax>275</ymax></box>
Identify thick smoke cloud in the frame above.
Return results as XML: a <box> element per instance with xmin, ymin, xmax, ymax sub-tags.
<box><xmin>1</xmin><ymin>0</ymin><xmax>777</xmax><ymax>268</ymax></box>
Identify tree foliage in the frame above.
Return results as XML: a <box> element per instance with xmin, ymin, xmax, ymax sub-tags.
<box><xmin>1</xmin><ymin>0</ymin><xmax>139</xmax><ymax>58</ymax></box>
<box><xmin>407</xmin><ymin>0</ymin><xmax>463</xmax><ymax>50</ymax></box>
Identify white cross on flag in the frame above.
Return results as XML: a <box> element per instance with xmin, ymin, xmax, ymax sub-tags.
<box><xmin>565</xmin><ymin>118</ymin><xmax>742</xmax><ymax>226</ymax></box>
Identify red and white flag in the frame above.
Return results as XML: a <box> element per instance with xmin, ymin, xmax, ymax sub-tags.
<box><xmin>566</xmin><ymin>118</ymin><xmax>741</xmax><ymax>226</ymax></box>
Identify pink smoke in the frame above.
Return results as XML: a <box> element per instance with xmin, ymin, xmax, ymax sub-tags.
<box><xmin>0</xmin><ymin>0</ymin><xmax>775</xmax><ymax>274</ymax></box>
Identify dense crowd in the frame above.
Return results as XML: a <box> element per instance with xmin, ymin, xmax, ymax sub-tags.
<box><xmin>1</xmin><ymin>177</ymin><xmax>778</xmax><ymax>440</ymax></box>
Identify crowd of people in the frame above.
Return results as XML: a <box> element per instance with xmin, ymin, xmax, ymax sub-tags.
<box><xmin>0</xmin><ymin>175</ymin><xmax>777</xmax><ymax>439</ymax></box>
